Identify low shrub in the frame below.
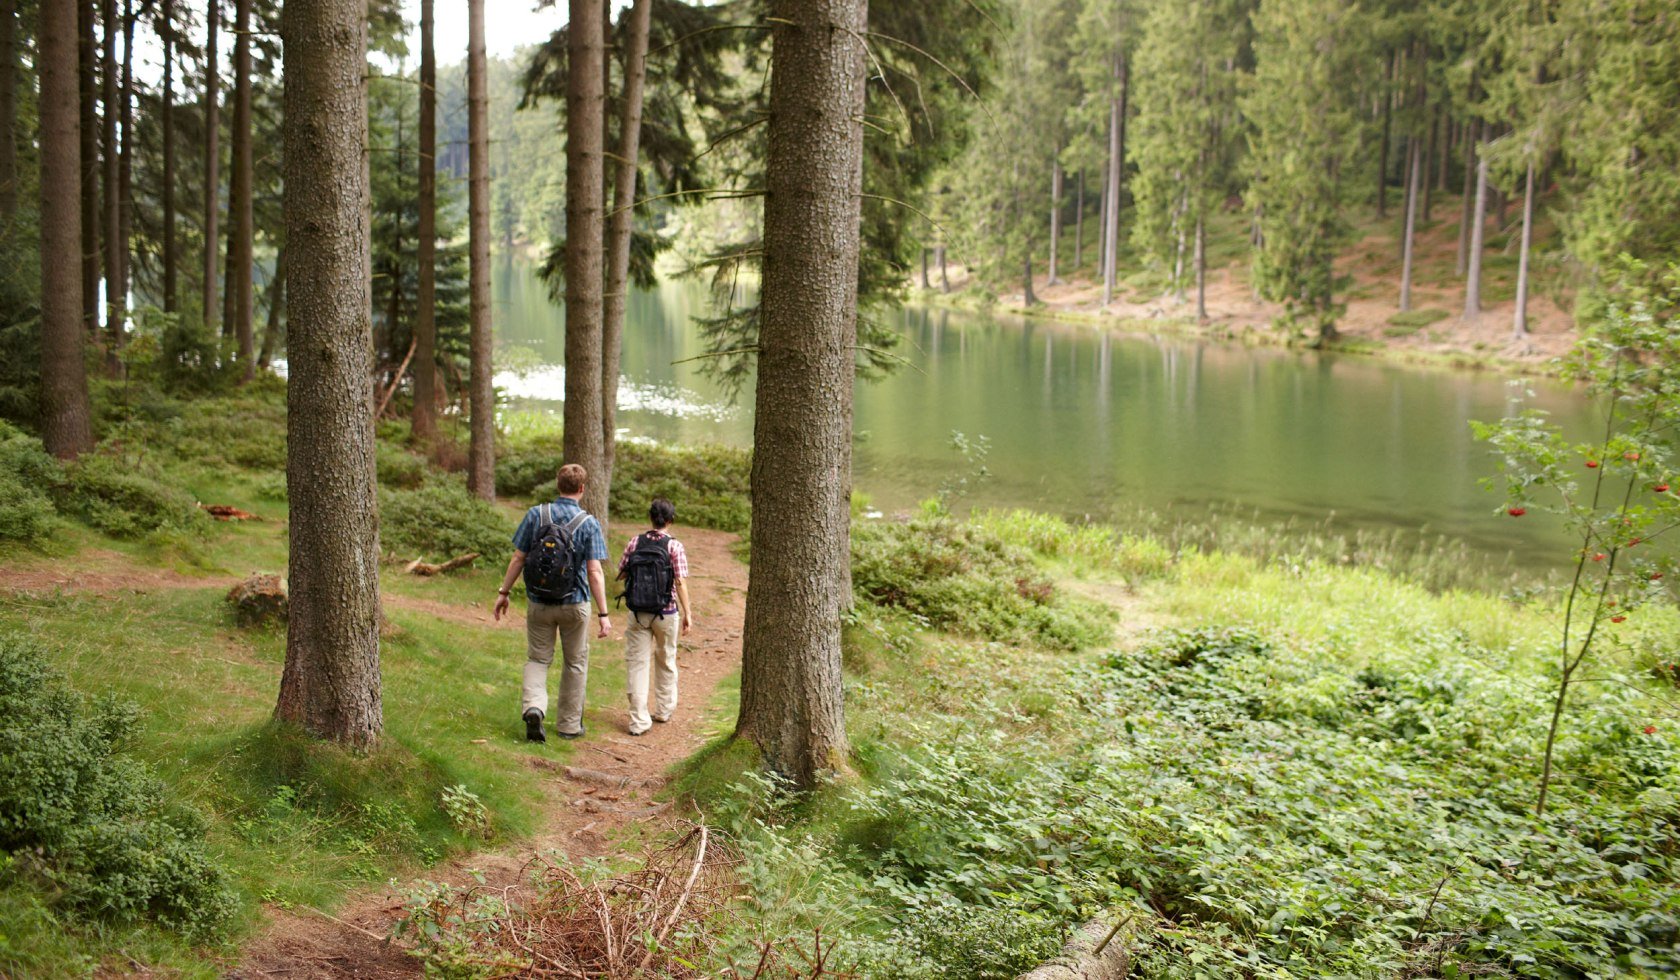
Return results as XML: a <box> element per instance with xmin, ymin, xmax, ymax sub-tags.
<box><xmin>377</xmin><ymin>441</ymin><xmax>428</xmax><ymax>489</ymax></box>
<box><xmin>380</xmin><ymin>478</ymin><xmax>510</xmax><ymax>561</ymax></box>
<box><xmin>55</xmin><ymin>452</ymin><xmax>206</xmax><ymax>539</ymax></box>
<box><xmin>0</xmin><ymin>424</ymin><xmax>61</xmax><ymax>544</ymax></box>
<box><xmin>613</xmin><ymin>442</ymin><xmax>751</xmax><ymax>532</ymax></box>
<box><xmin>0</xmin><ymin>634</ymin><xmax>237</xmax><ymax>938</ymax></box>
<box><xmin>1385</xmin><ymin>307</ymin><xmax>1451</xmax><ymax>330</ymax></box>
<box><xmin>972</xmin><ymin>509</ymin><xmax>1174</xmax><ymax>582</ymax></box>
<box><xmin>851</xmin><ymin>516</ymin><xmax>1113</xmax><ymax>651</ymax></box>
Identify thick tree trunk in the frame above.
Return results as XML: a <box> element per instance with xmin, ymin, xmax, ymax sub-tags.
<box><xmin>161</xmin><ymin>0</ymin><xmax>176</xmax><ymax>312</ymax></box>
<box><xmin>257</xmin><ymin>245</ymin><xmax>285</xmax><ymax>368</ymax></box>
<box><xmin>1462</xmin><ymin>128</ymin><xmax>1488</xmax><ymax>326</ymax></box>
<box><xmin>202</xmin><ymin>0</ymin><xmax>220</xmax><ymax>335</ymax></box>
<box><xmin>596</xmin><ymin>0</ymin><xmax>653</xmax><ymax>528</ymax></box>
<box><xmin>465</xmin><ymin>0</ymin><xmax>495</xmax><ymax>499</ymax></box>
<box><xmin>1073</xmin><ymin>169</ymin><xmax>1083</xmax><ymax>272</ymax></box>
<box><xmin>1193</xmin><ymin>214</ymin><xmax>1206</xmax><ymax>322</ymax></box>
<box><xmin>1455</xmin><ymin>117</ymin><xmax>1473</xmax><ymax>278</ymax></box>
<box><xmin>276</xmin><ymin>0</ymin><xmax>382</xmax><ymax>748</ymax></box>
<box><xmin>1047</xmin><ymin>159</ymin><xmax>1062</xmax><ymax>284</ymax></box>
<box><xmin>1421</xmin><ymin>106</ymin><xmax>1437</xmax><ymax>222</ymax></box>
<box><xmin>1376</xmin><ymin>50</ymin><xmax>1393</xmax><ymax>218</ymax></box>
<box><xmin>735</xmin><ymin>0</ymin><xmax>866</xmax><ymax>789</ymax></box>
<box><xmin>1100</xmin><ymin>56</ymin><xmax>1120</xmax><ymax>307</ymax></box>
<box><xmin>40</xmin><ymin>0</ymin><xmax>95</xmax><ymax>459</ymax></box>
<box><xmin>561</xmin><ymin>0</ymin><xmax>604</xmax><ymax>508</ymax></box>
<box><xmin>101</xmin><ymin>0</ymin><xmax>120</xmax><ymax>363</ymax></box>
<box><xmin>411</xmin><ymin>0</ymin><xmax>438</xmax><ymax>444</ymax></box>
<box><xmin>117</xmin><ymin>0</ymin><xmax>132</xmax><ymax>335</ymax></box>
<box><xmin>0</xmin><ymin>0</ymin><xmax>16</xmax><ymax>222</ymax></box>
<box><xmin>230</xmin><ymin>0</ymin><xmax>253</xmax><ymax>377</ymax></box>
<box><xmin>938</xmin><ymin>244</ymin><xmax>949</xmax><ymax>292</ymax></box>
<box><xmin>79</xmin><ymin>0</ymin><xmax>99</xmax><ymax>337</ymax></box>
<box><xmin>1399</xmin><ymin>138</ymin><xmax>1420</xmax><ymax>311</ymax></box>
<box><xmin>919</xmin><ymin>247</ymin><xmax>929</xmax><ymax>289</ymax></box>
<box><xmin>1023</xmin><ymin>252</ymin><xmax>1037</xmax><ymax>305</ymax></box>
<box><xmin>1512</xmin><ymin>157</ymin><xmax>1535</xmax><ymax>340</ymax></box>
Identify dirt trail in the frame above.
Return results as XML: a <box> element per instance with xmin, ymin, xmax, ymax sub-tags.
<box><xmin>0</xmin><ymin>529</ymin><xmax>747</xmax><ymax>979</ymax></box>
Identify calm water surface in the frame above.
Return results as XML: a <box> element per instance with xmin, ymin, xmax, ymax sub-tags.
<box><xmin>492</xmin><ymin>254</ymin><xmax>1596</xmax><ymax>569</ymax></box>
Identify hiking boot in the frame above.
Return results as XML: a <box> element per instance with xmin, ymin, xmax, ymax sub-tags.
<box><xmin>556</xmin><ymin>724</ymin><xmax>585</xmax><ymax>740</ymax></box>
<box><xmin>523</xmin><ymin>709</ymin><xmax>546</xmax><ymax>744</ymax></box>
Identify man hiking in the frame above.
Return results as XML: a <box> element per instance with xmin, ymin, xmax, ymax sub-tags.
<box><xmin>616</xmin><ymin>498</ymin><xmax>692</xmax><ymax>736</ymax></box>
<box><xmin>494</xmin><ymin>463</ymin><xmax>610</xmax><ymax>742</ymax></box>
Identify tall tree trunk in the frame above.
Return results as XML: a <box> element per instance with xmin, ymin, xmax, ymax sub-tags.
<box><xmin>161</xmin><ymin>0</ymin><xmax>176</xmax><ymax>312</ymax></box>
<box><xmin>1047</xmin><ymin>158</ymin><xmax>1062</xmax><ymax>284</ymax></box>
<box><xmin>257</xmin><ymin>245</ymin><xmax>285</xmax><ymax>367</ymax></box>
<box><xmin>116</xmin><ymin>0</ymin><xmax>132</xmax><ymax>334</ymax></box>
<box><xmin>202</xmin><ymin>0</ymin><xmax>220</xmax><ymax>335</ymax></box>
<box><xmin>1073</xmin><ymin>169</ymin><xmax>1083</xmax><ymax>271</ymax></box>
<box><xmin>938</xmin><ymin>244</ymin><xmax>948</xmax><ymax>292</ymax></box>
<box><xmin>1194</xmin><ymin>214</ymin><xmax>1206</xmax><ymax>322</ymax></box>
<box><xmin>101</xmin><ymin>0</ymin><xmax>120</xmax><ymax>364</ymax></box>
<box><xmin>1100</xmin><ymin>55</ymin><xmax>1120</xmax><ymax>306</ymax></box>
<box><xmin>1421</xmin><ymin>106</ymin><xmax>1437</xmax><ymax>222</ymax></box>
<box><xmin>596</xmin><ymin>0</ymin><xmax>653</xmax><ymax>527</ymax></box>
<box><xmin>1376</xmin><ymin>49</ymin><xmax>1393</xmax><ymax>218</ymax></box>
<box><xmin>919</xmin><ymin>247</ymin><xmax>928</xmax><ymax>288</ymax></box>
<box><xmin>1462</xmin><ymin>127</ymin><xmax>1488</xmax><ymax>326</ymax></box>
<box><xmin>230</xmin><ymin>0</ymin><xmax>253</xmax><ymax>377</ymax></box>
<box><xmin>1512</xmin><ymin>157</ymin><xmax>1535</xmax><ymax>340</ymax></box>
<box><xmin>561</xmin><ymin>0</ymin><xmax>603</xmax><ymax>507</ymax></box>
<box><xmin>465</xmin><ymin>0</ymin><xmax>495</xmax><ymax>498</ymax></box>
<box><xmin>40</xmin><ymin>0</ymin><xmax>95</xmax><ymax>459</ymax></box>
<box><xmin>79</xmin><ymin>0</ymin><xmax>98</xmax><ymax>336</ymax></box>
<box><xmin>276</xmin><ymin>0</ymin><xmax>382</xmax><ymax>748</ymax></box>
<box><xmin>411</xmin><ymin>0</ymin><xmax>438</xmax><ymax>444</ymax></box>
<box><xmin>1022</xmin><ymin>252</ymin><xmax>1036</xmax><ymax>305</ymax></box>
<box><xmin>0</xmin><ymin>0</ymin><xmax>16</xmax><ymax>222</ymax></box>
<box><xmin>735</xmin><ymin>0</ymin><xmax>866</xmax><ymax>789</ymax></box>
<box><xmin>1455</xmin><ymin>117</ymin><xmax>1473</xmax><ymax>278</ymax></box>
<box><xmin>1399</xmin><ymin>138</ymin><xmax>1420</xmax><ymax>311</ymax></box>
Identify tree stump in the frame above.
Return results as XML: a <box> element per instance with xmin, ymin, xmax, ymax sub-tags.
<box><xmin>227</xmin><ymin>574</ymin><xmax>287</xmax><ymax>627</ymax></box>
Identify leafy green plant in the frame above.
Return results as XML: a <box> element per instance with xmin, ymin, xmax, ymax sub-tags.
<box><xmin>1474</xmin><ymin>277</ymin><xmax>1680</xmax><ymax>813</ymax></box>
<box><xmin>54</xmin><ymin>451</ymin><xmax>206</xmax><ymax>539</ymax></box>
<box><xmin>440</xmin><ymin>785</ymin><xmax>491</xmax><ymax>839</ymax></box>
<box><xmin>380</xmin><ymin>478</ymin><xmax>510</xmax><ymax>561</ymax></box>
<box><xmin>0</xmin><ymin>423</ymin><xmax>60</xmax><ymax>544</ymax></box>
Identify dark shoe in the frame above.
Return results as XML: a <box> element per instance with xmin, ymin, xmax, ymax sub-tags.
<box><xmin>524</xmin><ymin>709</ymin><xmax>546</xmax><ymax>744</ymax></box>
<box><xmin>628</xmin><ymin>727</ymin><xmax>649</xmax><ymax>737</ymax></box>
<box><xmin>556</xmin><ymin>724</ymin><xmax>585</xmax><ymax>740</ymax></box>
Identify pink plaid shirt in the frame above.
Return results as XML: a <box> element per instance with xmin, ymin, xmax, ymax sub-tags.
<box><xmin>618</xmin><ymin>530</ymin><xmax>687</xmax><ymax>614</ymax></box>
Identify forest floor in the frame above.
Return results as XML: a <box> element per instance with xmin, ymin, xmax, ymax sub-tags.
<box><xmin>927</xmin><ymin>203</ymin><xmax>1580</xmax><ymax>373</ymax></box>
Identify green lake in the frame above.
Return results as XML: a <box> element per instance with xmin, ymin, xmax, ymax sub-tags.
<box><xmin>492</xmin><ymin>254</ymin><xmax>1597</xmax><ymax>570</ymax></box>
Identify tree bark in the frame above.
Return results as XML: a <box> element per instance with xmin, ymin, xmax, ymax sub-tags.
<box><xmin>465</xmin><ymin>0</ymin><xmax>495</xmax><ymax>499</ymax></box>
<box><xmin>257</xmin><ymin>244</ymin><xmax>285</xmax><ymax>368</ymax></box>
<box><xmin>41</xmin><ymin>0</ymin><xmax>95</xmax><ymax>459</ymax></box>
<box><xmin>79</xmin><ymin>0</ymin><xmax>99</xmax><ymax>337</ymax></box>
<box><xmin>938</xmin><ymin>243</ymin><xmax>948</xmax><ymax>292</ymax></box>
<box><xmin>1462</xmin><ymin>126</ymin><xmax>1488</xmax><ymax>326</ymax></box>
<box><xmin>1193</xmin><ymin>214</ymin><xmax>1206</xmax><ymax>322</ymax></box>
<box><xmin>1100</xmin><ymin>56</ymin><xmax>1120</xmax><ymax>306</ymax></box>
<box><xmin>276</xmin><ymin>0</ymin><xmax>382</xmax><ymax>748</ymax></box>
<box><xmin>919</xmin><ymin>247</ymin><xmax>928</xmax><ymax>289</ymax></box>
<box><xmin>1421</xmin><ymin>106</ymin><xmax>1437</xmax><ymax>223</ymax></box>
<box><xmin>117</xmin><ymin>0</ymin><xmax>133</xmax><ymax>336</ymax></box>
<box><xmin>1047</xmin><ymin>158</ymin><xmax>1062</xmax><ymax>284</ymax></box>
<box><xmin>230</xmin><ymin>0</ymin><xmax>253</xmax><ymax>378</ymax></box>
<box><xmin>1022</xmin><ymin>252</ymin><xmax>1037</xmax><ymax>305</ymax></box>
<box><xmin>1376</xmin><ymin>49</ymin><xmax>1393</xmax><ymax>218</ymax></box>
<box><xmin>1512</xmin><ymin>157</ymin><xmax>1535</xmax><ymax>340</ymax></box>
<box><xmin>735</xmin><ymin>0</ymin><xmax>865</xmax><ymax>789</ymax></box>
<box><xmin>202</xmin><ymin>0</ymin><xmax>220</xmax><ymax>336</ymax></box>
<box><xmin>561</xmin><ymin>0</ymin><xmax>604</xmax><ymax>509</ymax></box>
<box><xmin>1399</xmin><ymin>137</ymin><xmax>1420</xmax><ymax>312</ymax></box>
<box><xmin>411</xmin><ymin>0</ymin><xmax>438</xmax><ymax>444</ymax></box>
<box><xmin>101</xmin><ymin>0</ymin><xmax>120</xmax><ymax>363</ymax></box>
<box><xmin>1455</xmin><ymin>117</ymin><xmax>1473</xmax><ymax>278</ymax></box>
<box><xmin>0</xmin><ymin>0</ymin><xmax>16</xmax><ymax>222</ymax></box>
<box><xmin>161</xmin><ymin>0</ymin><xmax>177</xmax><ymax>312</ymax></box>
<box><xmin>596</xmin><ymin>0</ymin><xmax>653</xmax><ymax>528</ymax></box>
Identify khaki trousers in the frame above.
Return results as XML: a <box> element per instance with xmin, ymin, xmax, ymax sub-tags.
<box><xmin>623</xmin><ymin>612</ymin><xmax>679</xmax><ymax>735</ymax></box>
<box><xmin>523</xmin><ymin>600</ymin><xmax>590</xmax><ymax>735</ymax></box>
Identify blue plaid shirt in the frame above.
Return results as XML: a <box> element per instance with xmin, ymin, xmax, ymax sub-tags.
<box><xmin>512</xmin><ymin>497</ymin><xmax>607</xmax><ymax>605</ymax></box>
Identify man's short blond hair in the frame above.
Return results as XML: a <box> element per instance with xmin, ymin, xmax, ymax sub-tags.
<box><xmin>556</xmin><ymin>463</ymin><xmax>588</xmax><ymax>495</ymax></box>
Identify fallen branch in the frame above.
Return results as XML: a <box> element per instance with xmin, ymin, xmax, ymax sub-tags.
<box><xmin>1016</xmin><ymin>913</ymin><xmax>1141</xmax><ymax>980</ymax></box>
<box><xmin>199</xmin><ymin>503</ymin><xmax>261</xmax><ymax>521</ymax></box>
<box><xmin>640</xmin><ymin>823</ymin><xmax>709</xmax><ymax>971</ymax></box>
<box><xmin>375</xmin><ymin>336</ymin><xmax>419</xmax><ymax>418</ymax></box>
<box><xmin>403</xmin><ymin>552</ymin><xmax>481</xmax><ymax>576</ymax></box>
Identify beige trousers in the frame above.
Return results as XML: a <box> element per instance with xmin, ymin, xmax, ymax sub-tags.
<box><xmin>623</xmin><ymin>612</ymin><xmax>679</xmax><ymax>735</ymax></box>
<box><xmin>523</xmin><ymin>600</ymin><xmax>591</xmax><ymax>735</ymax></box>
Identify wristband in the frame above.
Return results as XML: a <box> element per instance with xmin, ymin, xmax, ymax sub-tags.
<box><xmin>498</xmin><ymin>589</ymin><xmax>510</xmax><ymax>596</ymax></box>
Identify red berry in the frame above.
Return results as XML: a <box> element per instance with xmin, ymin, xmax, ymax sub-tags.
<box><xmin>1656</xmin><ymin>484</ymin><xmax>1671</xmax><ymax>493</ymax></box>
<box><xmin>1626</xmin><ymin>451</ymin><xmax>1641</xmax><ymax>461</ymax></box>
<box><xmin>1586</xmin><ymin>460</ymin><xmax>1600</xmax><ymax>468</ymax></box>
<box><xmin>1652</xmin><ymin>573</ymin><xmax>1665</xmax><ymax>581</ymax></box>
<box><xmin>1611</xmin><ymin>615</ymin><xmax>1627</xmax><ymax>623</ymax></box>
<box><xmin>1593</xmin><ymin>553</ymin><xmax>1606</xmax><ymax>562</ymax></box>
<box><xmin>1646</xmin><ymin>725</ymin><xmax>1659</xmax><ymax>735</ymax></box>
<box><xmin>1508</xmin><ymin>507</ymin><xmax>1527</xmax><ymax>517</ymax></box>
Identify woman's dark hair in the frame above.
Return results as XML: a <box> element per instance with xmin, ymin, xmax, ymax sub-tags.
<box><xmin>649</xmin><ymin>498</ymin><xmax>675</xmax><ymax>529</ymax></box>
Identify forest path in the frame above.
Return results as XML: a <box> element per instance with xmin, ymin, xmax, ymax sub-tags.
<box><xmin>0</xmin><ymin>527</ymin><xmax>747</xmax><ymax>979</ymax></box>
<box><xmin>229</xmin><ymin>524</ymin><xmax>747</xmax><ymax>978</ymax></box>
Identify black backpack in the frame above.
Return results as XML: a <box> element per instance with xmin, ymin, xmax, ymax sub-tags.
<box><xmin>617</xmin><ymin>533</ymin><xmax>674</xmax><ymax>617</ymax></box>
<box><xmin>522</xmin><ymin>504</ymin><xmax>592</xmax><ymax>604</ymax></box>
